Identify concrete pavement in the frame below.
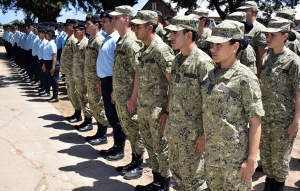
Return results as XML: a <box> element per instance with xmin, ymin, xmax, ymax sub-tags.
<box><xmin>0</xmin><ymin>48</ymin><xmax>138</xmax><ymax>191</ymax></box>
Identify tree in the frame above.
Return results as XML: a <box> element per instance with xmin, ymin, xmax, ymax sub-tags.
<box><xmin>171</xmin><ymin>0</ymin><xmax>299</xmax><ymax>20</ymax></box>
<box><xmin>0</xmin><ymin>0</ymin><xmax>138</xmax><ymax>22</ymax></box>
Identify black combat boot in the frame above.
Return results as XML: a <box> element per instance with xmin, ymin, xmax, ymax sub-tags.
<box><xmin>75</xmin><ymin>116</ymin><xmax>93</xmax><ymax>132</ymax></box>
<box><xmin>106</xmin><ymin>141</ymin><xmax>125</xmax><ymax>161</ymax></box>
<box><xmin>135</xmin><ymin>171</ymin><xmax>161</xmax><ymax>191</ymax></box>
<box><xmin>157</xmin><ymin>176</ymin><xmax>170</xmax><ymax>191</ymax></box>
<box><xmin>66</xmin><ymin>110</ymin><xmax>82</xmax><ymax>123</ymax></box>
<box><xmin>86</xmin><ymin>123</ymin><xmax>108</xmax><ymax>142</ymax></box>
<box><xmin>263</xmin><ymin>177</ymin><xmax>274</xmax><ymax>191</ymax></box>
<box><xmin>118</xmin><ymin>152</ymin><xmax>144</xmax><ymax>180</ymax></box>
<box><xmin>273</xmin><ymin>180</ymin><xmax>285</xmax><ymax>191</ymax></box>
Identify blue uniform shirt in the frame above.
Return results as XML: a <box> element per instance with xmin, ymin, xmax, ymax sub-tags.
<box><xmin>28</xmin><ymin>33</ymin><xmax>36</xmax><ymax>50</ymax></box>
<box><xmin>96</xmin><ymin>30</ymin><xmax>120</xmax><ymax>78</ymax></box>
<box><xmin>43</xmin><ymin>39</ymin><xmax>57</xmax><ymax>60</ymax></box>
<box><xmin>17</xmin><ymin>32</ymin><xmax>24</xmax><ymax>47</ymax></box>
<box><xmin>56</xmin><ymin>31</ymin><xmax>66</xmax><ymax>49</ymax></box>
<box><xmin>38</xmin><ymin>39</ymin><xmax>47</xmax><ymax>60</ymax></box>
<box><xmin>24</xmin><ymin>31</ymin><xmax>33</xmax><ymax>50</ymax></box>
<box><xmin>32</xmin><ymin>35</ymin><xmax>41</xmax><ymax>56</ymax></box>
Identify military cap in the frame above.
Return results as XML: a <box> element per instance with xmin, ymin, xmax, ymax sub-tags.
<box><xmin>162</xmin><ymin>15</ymin><xmax>173</xmax><ymax>21</ymax></box>
<box><xmin>25</xmin><ymin>23</ymin><xmax>33</xmax><ymax>27</ymax></box>
<box><xmin>45</xmin><ymin>29</ymin><xmax>55</xmax><ymax>36</ymax></box>
<box><xmin>50</xmin><ymin>22</ymin><xmax>57</xmax><ymax>27</ymax></box>
<box><xmin>276</xmin><ymin>9</ymin><xmax>296</xmax><ymax>21</ymax></box>
<box><xmin>131</xmin><ymin>10</ymin><xmax>158</xmax><ymax>25</ymax></box>
<box><xmin>206</xmin><ymin>20</ymin><xmax>244</xmax><ymax>43</ymax></box>
<box><xmin>164</xmin><ymin>15</ymin><xmax>198</xmax><ymax>32</ymax></box>
<box><xmin>154</xmin><ymin>10</ymin><xmax>162</xmax><ymax>17</ymax></box>
<box><xmin>38</xmin><ymin>27</ymin><xmax>47</xmax><ymax>33</ymax></box>
<box><xmin>85</xmin><ymin>14</ymin><xmax>101</xmax><ymax>22</ymax></box>
<box><xmin>100</xmin><ymin>10</ymin><xmax>113</xmax><ymax>19</ymax></box>
<box><xmin>236</xmin><ymin>1</ymin><xmax>258</xmax><ymax>10</ymax></box>
<box><xmin>109</xmin><ymin>5</ymin><xmax>134</xmax><ymax>17</ymax></box>
<box><xmin>73</xmin><ymin>22</ymin><xmax>85</xmax><ymax>29</ymax></box>
<box><xmin>66</xmin><ymin>19</ymin><xmax>78</xmax><ymax>24</ymax></box>
<box><xmin>226</xmin><ymin>11</ymin><xmax>246</xmax><ymax>22</ymax></box>
<box><xmin>262</xmin><ymin>19</ymin><xmax>291</xmax><ymax>33</ymax></box>
<box><xmin>189</xmin><ymin>8</ymin><xmax>209</xmax><ymax>19</ymax></box>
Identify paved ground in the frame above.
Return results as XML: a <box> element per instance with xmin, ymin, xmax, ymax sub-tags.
<box><xmin>0</xmin><ymin>46</ymin><xmax>299</xmax><ymax>191</ymax></box>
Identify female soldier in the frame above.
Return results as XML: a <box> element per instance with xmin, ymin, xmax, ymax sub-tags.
<box><xmin>42</xmin><ymin>29</ymin><xmax>58</xmax><ymax>102</ymax></box>
<box><xmin>199</xmin><ymin>20</ymin><xmax>265</xmax><ymax>190</ymax></box>
<box><xmin>260</xmin><ymin>19</ymin><xmax>300</xmax><ymax>191</ymax></box>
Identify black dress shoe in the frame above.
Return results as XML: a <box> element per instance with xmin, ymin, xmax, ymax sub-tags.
<box><xmin>35</xmin><ymin>86</ymin><xmax>43</xmax><ymax>90</ymax></box>
<box><xmin>40</xmin><ymin>92</ymin><xmax>50</xmax><ymax>97</ymax></box>
<box><xmin>99</xmin><ymin>147</ymin><xmax>116</xmax><ymax>156</ymax></box>
<box><xmin>88</xmin><ymin>136</ymin><xmax>108</xmax><ymax>145</ymax></box>
<box><xmin>85</xmin><ymin>134</ymin><xmax>99</xmax><ymax>141</ymax></box>
<box><xmin>106</xmin><ymin>151</ymin><xmax>124</xmax><ymax>161</ymax></box>
<box><xmin>124</xmin><ymin>167</ymin><xmax>143</xmax><ymax>180</ymax></box>
<box><xmin>48</xmin><ymin>97</ymin><xmax>59</xmax><ymax>103</ymax></box>
<box><xmin>76</xmin><ymin>124</ymin><xmax>93</xmax><ymax>132</ymax></box>
<box><xmin>68</xmin><ymin>116</ymin><xmax>82</xmax><ymax>123</ymax></box>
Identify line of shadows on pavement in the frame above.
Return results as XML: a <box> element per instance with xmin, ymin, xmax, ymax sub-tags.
<box><xmin>59</xmin><ymin>160</ymin><xmax>135</xmax><ymax>191</ymax></box>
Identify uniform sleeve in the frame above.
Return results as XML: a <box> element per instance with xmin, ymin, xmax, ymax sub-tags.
<box><xmin>128</xmin><ymin>41</ymin><xmax>141</xmax><ymax>70</ymax></box>
<box><xmin>158</xmin><ymin>45</ymin><xmax>175</xmax><ymax>74</ymax></box>
<box><xmin>240</xmin><ymin>76</ymin><xmax>265</xmax><ymax>119</ymax></box>
<box><xmin>289</xmin><ymin>59</ymin><xmax>300</xmax><ymax>94</ymax></box>
<box><xmin>251</xmin><ymin>29</ymin><xmax>268</xmax><ymax>51</ymax></box>
<box><xmin>198</xmin><ymin>59</ymin><xmax>214</xmax><ymax>82</ymax></box>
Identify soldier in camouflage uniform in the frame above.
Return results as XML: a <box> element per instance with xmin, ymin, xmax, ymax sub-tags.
<box><xmin>84</xmin><ymin>14</ymin><xmax>109</xmax><ymax>142</ymax></box>
<box><xmin>161</xmin><ymin>15</ymin><xmax>173</xmax><ymax>46</ymax></box>
<box><xmin>226</xmin><ymin>12</ymin><xmax>257</xmax><ymax>74</ymax></box>
<box><xmin>108</xmin><ymin>6</ymin><xmax>145</xmax><ymax>179</ymax></box>
<box><xmin>189</xmin><ymin>8</ymin><xmax>212</xmax><ymax>55</ymax></box>
<box><xmin>131</xmin><ymin>10</ymin><xmax>174</xmax><ymax>191</ymax></box>
<box><xmin>260</xmin><ymin>20</ymin><xmax>300</xmax><ymax>191</ymax></box>
<box><xmin>275</xmin><ymin>9</ymin><xmax>300</xmax><ymax>41</ymax></box>
<box><xmin>60</xmin><ymin>19</ymin><xmax>83</xmax><ymax>123</ymax></box>
<box><xmin>237</xmin><ymin>1</ymin><xmax>268</xmax><ymax>77</ymax></box>
<box><xmin>164</xmin><ymin>16</ymin><xmax>214</xmax><ymax>190</ymax></box>
<box><xmin>153</xmin><ymin>10</ymin><xmax>167</xmax><ymax>40</ymax></box>
<box><xmin>72</xmin><ymin>22</ymin><xmax>93</xmax><ymax>132</ymax></box>
<box><xmin>201</xmin><ymin>21</ymin><xmax>265</xmax><ymax>191</ymax></box>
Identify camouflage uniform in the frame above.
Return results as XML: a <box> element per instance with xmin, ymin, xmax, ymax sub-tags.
<box><xmin>164</xmin><ymin>16</ymin><xmax>214</xmax><ymax>191</ymax></box>
<box><xmin>73</xmin><ymin>36</ymin><xmax>92</xmax><ymax>118</ymax></box>
<box><xmin>203</xmin><ymin>21</ymin><xmax>265</xmax><ymax>191</ymax></box>
<box><xmin>113</xmin><ymin>29</ymin><xmax>144</xmax><ymax>155</ymax></box>
<box><xmin>226</xmin><ymin>13</ymin><xmax>257</xmax><ymax>74</ymax></box>
<box><xmin>84</xmin><ymin>33</ymin><xmax>107</xmax><ymax>125</ymax></box>
<box><xmin>260</xmin><ymin>20</ymin><xmax>300</xmax><ymax>182</ymax></box>
<box><xmin>155</xmin><ymin>23</ymin><xmax>166</xmax><ymax>40</ymax></box>
<box><xmin>60</xmin><ymin>34</ymin><xmax>82</xmax><ymax>110</ymax></box>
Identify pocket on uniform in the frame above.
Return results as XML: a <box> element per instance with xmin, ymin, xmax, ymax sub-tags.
<box><xmin>151</xmin><ymin>107</ymin><xmax>162</xmax><ymax>119</ymax></box>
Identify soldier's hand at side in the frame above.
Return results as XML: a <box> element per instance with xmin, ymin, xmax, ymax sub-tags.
<box><xmin>158</xmin><ymin>113</ymin><xmax>168</xmax><ymax>134</ymax></box>
<box><xmin>127</xmin><ymin>96</ymin><xmax>137</xmax><ymax>114</ymax></box>
<box><xmin>287</xmin><ymin>122</ymin><xmax>299</xmax><ymax>141</ymax></box>
<box><xmin>50</xmin><ymin>68</ymin><xmax>55</xmax><ymax>76</ymax></box>
<box><xmin>42</xmin><ymin>64</ymin><xmax>46</xmax><ymax>73</ymax></box>
<box><xmin>195</xmin><ymin>134</ymin><xmax>205</xmax><ymax>154</ymax></box>
<box><xmin>239</xmin><ymin>159</ymin><xmax>255</xmax><ymax>184</ymax></box>
<box><xmin>111</xmin><ymin>92</ymin><xmax>115</xmax><ymax>104</ymax></box>
<box><xmin>95</xmin><ymin>80</ymin><xmax>102</xmax><ymax>95</ymax></box>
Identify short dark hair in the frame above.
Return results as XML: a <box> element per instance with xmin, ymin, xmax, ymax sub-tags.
<box><xmin>144</xmin><ymin>23</ymin><xmax>158</xmax><ymax>33</ymax></box>
<box><xmin>183</xmin><ymin>29</ymin><xmax>198</xmax><ymax>42</ymax></box>
<box><xmin>229</xmin><ymin>38</ymin><xmax>249</xmax><ymax>56</ymax></box>
<box><xmin>91</xmin><ymin>21</ymin><xmax>101</xmax><ymax>29</ymax></box>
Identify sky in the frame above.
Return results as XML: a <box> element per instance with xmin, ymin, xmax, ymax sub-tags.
<box><xmin>1</xmin><ymin>0</ymin><xmax>300</xmax><ymax>24</ymax></box>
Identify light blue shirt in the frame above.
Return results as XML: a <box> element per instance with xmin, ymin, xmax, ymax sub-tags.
<box><xmin>17</xmin><ymin>32</ymin><xmax>24</xmax><ymax>47</ymax></box>
<box><xmin>43</xmin><ymin>40</ymin><xmax>57</xmax><ymax>60</ymax></box>
<box><xmin>13</xmin><ymin>30</ymin><xmax>20</xmax><ymax>44</ymax></box>
<box><xmin>24</xmin><ymin>31</ymin><xmax>33</xmax><ymax>50</ymax></box>
<box><xmin>20</xmin><ymin>33</ymin><xmax>27</xmax><ymax>49</ymax></box>
<box><xmin>32</xmin><ymin>35</ymin><xmax>40</xmax><ymax>56</ymax></box>
<box><xmin>3</xmin><ymin>31</ymin><xmax>8</xmax><ymax>41</ymax></box>
<box><xmin>9</xmin><ymin>32</ymin><xmax>15</xmax><ymax>45</ymax></box>
<box><xmin>38</xmin><ymin>39</ymin><xmax>47</xmax><ymax>60</ymax></box>
<box><xmin>56</xmin><ymin>31</ymin><xmax>66</xmax><ymax>49</ymax></box>
<box><xmin>96</xmin><ymin>30</ymin><xmax>120</xmax><ymax>78</ymax></box>
<box><xmin>28</xmin><ymin>33</ymin><xmax>36</xmax><ymax>50</ymax></box>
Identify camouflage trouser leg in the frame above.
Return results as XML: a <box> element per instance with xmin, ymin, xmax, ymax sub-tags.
<box><xmin>138</xmin><ymin>116</ymin><xmax>170</xmax><ymax>178</ymax></box>
<box><xmin>75</xmin><ymin>83</ymin><xmax>92</xmax><ymax>118</ymax></box>
<box><xmin>115</xmin><ymin>101</ymin><xmax>144</xmax><ymax>155</ymax></box>
<box><xmin>66</xmin><ymin>75</ymin><xmax>82</xmax><ymax>110</ymax></box>
<box><xmin>86</xmin><ymin>85</ymin><xmax>108</xmax><ymax>126</ymax></box>
<box><xmin>205</xmin><ymin>165</ymin><xmax>252</xmax><ymax>191</ymax></box>
<box><xmin>260</xmin><ymin>118</ymin><xmax>296</xmax><ymax>182</ymax></box>
<box><xmin>168</xmin><ymin>141</ymin><xmax>207</xmax><ymax>190</ymax></box>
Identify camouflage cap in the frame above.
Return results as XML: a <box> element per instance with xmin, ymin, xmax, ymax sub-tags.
<box><xmin>131</xmin><ymin>10</ymin><xmax>158</xmax><ymax>25</ymax></box>
<box><xmin>262</xmin><ymin>19</ymin><xmax>291</xmax><ymax>33</ymax></box>
<box><xmin>164</xmin><ymin>15</ymin><xmax>198</xmax><ymax>32</ymax></box>
<box><xmin>276</xmin><ymin>9</ymin><xmax>296</xmax><ymax>21</ymax></box>
<box><xmin>109</xmin><ymin>5</ymin><xmax>134</xmax><ymax>17</ymax></box>
<box><xmin>236</xmin><ymin>1</ymin><xmax>258</xmax><ymax>10</ymax></box>
<box><xmin>206</xmin><ymin>20</ymin><xmax>244</xmax><ymax>43</ymax></box>
<box><xmin>188</xmin><ymin>8</ymin><xmax>209</xmax><ymax>19</ymax></box>
<box><xmin>226</xmin><ymin>11</ymin><xmax>246</xmax><ymax>22</ymax></box>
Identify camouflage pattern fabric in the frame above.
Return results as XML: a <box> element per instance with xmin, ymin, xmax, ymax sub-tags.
<box><xmin>260</xmin><ymin>48</ymin><xmax>300</xmax><ymax>181</ymax></box>
<box><xmin>196</xmin><ymin>28</ymin><xmax>212</xmax><ymax>55</ymax></box>
<box><xmin>113</xmin><ymin>30</ymin><xmax>144</xmax><ymax>155</ymax></box>
<box><xmin>155</xmin><ymin>23</ymin><xmax>167</xmax><ymax>40</ymax></box>
<box><xmin>239</xmin><ymin>44</ymin><xmax>257</xmax><ymax>74</ymax></box>
<box><xmin>73</xmin><ymin>37</ymin><xmax>92</xmax><ymax>118</ymax></box>
<box><xmin>84</xmin><ymin>33</ymin><xmax>107</xmax><ymax>125</ymax></box>
<box><xmin>109</xmin><ymin>5</ymin><xmax>134</xmax><ymax>17</ymax></box>
<box><xmin>286</xmin><ymin>39</ymin><xmax>300</xmax><ymax>56</ymax></box>
<box><xmin>165</xmin><ymin>47</ymin><xmax>214</xmax><ymax>190</ymax></box>
<box><xmin>131</xmin><ymin>10</ymin><xmax>158</xmax><ymax>25</ymax></box>
<box><xmin>188</xmin><ymin>8</ymin><xmax>209</xmax><ymax>19</ymax></box>
<box><xmin>291</xmin><ymin>29</ymin><xmax>300</xmax><ymax>41</ymax></box>
<box><xmin>137</xmin><ymin>35</ymin><xmax>174</xmax><ymax>178</ymax></box>
<box><xmin>60</xmin><ymin>34</ymin><xmax>77</xmax><ymax>75</ymax></box>
<box><xmin>65</xmin><ymin>76</ymin><xmax>82</xmax><ymax>110</ymax></box>
<box><xmin>164</xmin><ymin>15</ymin><xmax>198</xmax><ymax>32</ymax></box>
<box><xmin>205</xmin><ymin>165</ymin><xmax>252</xmax><ymax>191</ymax></box>
<box><xmin>237</xmin><ymin>1</ymin><xmax>258</xmax><ymax>10</ymax></box>
<box><xmin>201</xmin><ymin>61</ymin><xmax>264</xmax><ymax>189</ymax></box>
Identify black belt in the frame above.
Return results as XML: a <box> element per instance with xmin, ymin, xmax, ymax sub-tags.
<box><xmin>100</xmin><ymin>76</ymin><xmax>112</xmax><ymax>82</ymax></box>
